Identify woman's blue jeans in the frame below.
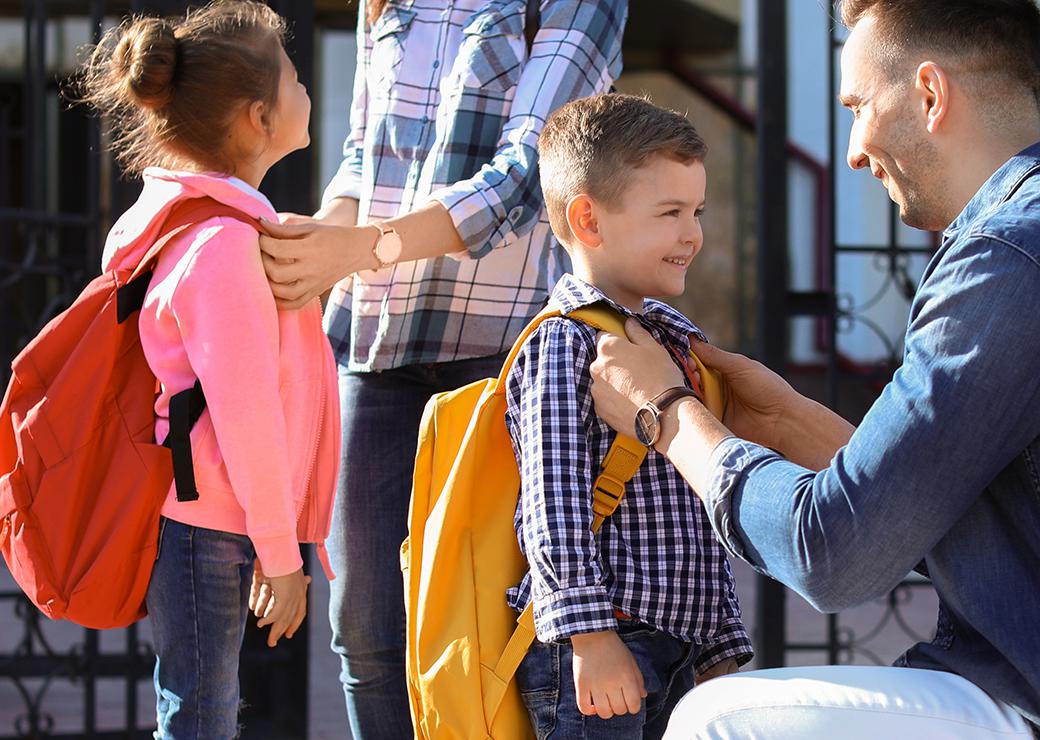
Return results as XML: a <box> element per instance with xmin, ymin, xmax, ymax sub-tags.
<box><xmin>327</xmin><ymin>353</ymin><xmax>507</xmax><ymax>739</ymax></box>
<box><xmin>146</xmin><ymin>518</ymin><xmax>256</xmax><ymax>740</ymax></box>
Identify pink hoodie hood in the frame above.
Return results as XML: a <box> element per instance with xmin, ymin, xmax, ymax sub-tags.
<box><xmin>103</xmin><ymin>168</ymin><xmax>277</xmax><ymax>273</ymax></box>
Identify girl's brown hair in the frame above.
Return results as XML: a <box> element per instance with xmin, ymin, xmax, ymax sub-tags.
<box><xmin>367</xmin><ymin>0</ymin><xmax>389</xmax><ymax>26</ymax></box>
<box><xmin>76</xmin><ymin>0</ymin><xmax>287</xmax><ymax>177</ymax></box>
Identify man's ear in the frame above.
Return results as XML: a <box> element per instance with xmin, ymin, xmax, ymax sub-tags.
<box><xmin>565</xmin><ymin>194</ymin><xmax>602</xmax><ymax>249</ymax></box>
<box><xmin>916</xmin><ymin>61</ymin><xmax>950</xmax><ymax>134</ymax></box>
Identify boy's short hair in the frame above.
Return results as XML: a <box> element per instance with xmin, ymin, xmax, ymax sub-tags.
<box><xmin>538</xmin><ymin>94</ymin><xmax>707</xmax><ymax>243</ymax></box>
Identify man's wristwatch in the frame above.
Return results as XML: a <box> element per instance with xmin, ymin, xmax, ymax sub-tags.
<box><xmin>368</xmin><ymin>222</ymin><xmax>403</xmax><ymax>270</ymax></box>
<box><xmin>634</xmin><ymin>386</ymin><xmax>700</xmax><ymax>447</ymax></box>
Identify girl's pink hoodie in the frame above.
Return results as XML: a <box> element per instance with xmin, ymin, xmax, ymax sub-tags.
<box><xmin>101</xmin><ymin>168</ymin><xmax>340</xmax><ymax>579</ymax></box>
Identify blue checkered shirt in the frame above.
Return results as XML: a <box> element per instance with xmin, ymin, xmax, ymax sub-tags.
<box><xmin>321</xmin><ymin>0</ymin><xmax>626</xmax><ymax>370</ymax></box>
<box><xmin>504</xmin><ymin>275</ymin><xmax>753</xmax><ymax>672</ymax></box>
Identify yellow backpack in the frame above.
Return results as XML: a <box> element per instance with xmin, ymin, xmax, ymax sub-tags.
<box><xmin>402</xmin><ymin>303</ymin><xmax>728</xmax><ymax>740</ymax></box>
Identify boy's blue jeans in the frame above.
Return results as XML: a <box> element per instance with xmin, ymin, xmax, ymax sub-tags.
<box><xmin>516</xmin><ymin>620</ymin><xmax>700</xmax><ymax>740</ymax></box>
<box><xmin>327</xmin><ymin>353</ymin><xmax>508</xmax><ymax>739</ymax></box>
<box><xmin>146</xmin><ymin>518</ymin><xmax>256</xmax><ymax>740</ymax></box>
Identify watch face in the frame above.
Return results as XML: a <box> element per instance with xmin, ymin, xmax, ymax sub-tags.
<box><xmin>635</xmin><ymin>406</ymin><xmax>658</xmax><ymax>446</ymax></box>
<box><xmin>375</xmin><ymin>230</ymin><xmax>404</xmax><ymax>265</ymax></box>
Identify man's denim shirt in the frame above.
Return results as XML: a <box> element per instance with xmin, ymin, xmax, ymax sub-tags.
<box><xmin>706</xmin><ymin>142</ymin><xmax>1040</xmax><ymax>726</ymax></box>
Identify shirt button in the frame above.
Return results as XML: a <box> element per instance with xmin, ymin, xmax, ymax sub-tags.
<box><xmin>432</xmin><ymin>60</ymin><xmax>440</xmax><ymax>69</ymax></box>
<box><xmin>421</xmin><ymin>115</ymin><xmax>429</xmax><ymax>123</ymax></box>
<box><xmin>508</xmin><ymin>206</ymin><xmax>523</xmax><ymax>223</ymax></box>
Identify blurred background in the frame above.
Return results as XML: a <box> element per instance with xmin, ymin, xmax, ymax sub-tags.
<box><xmin>0</xmin><ymin>1</ymin><xmax>939</xmax><ymax>737</ymax></box>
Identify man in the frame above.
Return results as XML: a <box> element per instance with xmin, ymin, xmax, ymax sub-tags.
<box><xmin>590</xmin><ymin>1</ymin><xmax>1040</xmax><ymax>737</ymax></box>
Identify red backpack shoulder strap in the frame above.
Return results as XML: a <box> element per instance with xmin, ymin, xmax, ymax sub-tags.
<box><xmin>116</xmin><ymin>198</ymin><xmax>261</xmax><ymax>324</ymax></box>
<box><xmin>128</xmin><ymin>197</ymin><xmax>261</xmax><ymax>283</ymax></box>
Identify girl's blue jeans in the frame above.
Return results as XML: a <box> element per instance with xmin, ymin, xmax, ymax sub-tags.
<box><xmin>327</xmin><ymin>353</ymin><xmax>508</xmax><ymax>740</ymax></box>
<box><xmin>146</xmin><ymin>517</ymin><xmax>256</xmax><ymax>740</ymax></box>
<box><xmin>516</xmin><ymin>620</ymin><xmax>700</xmax><ymax>740</ymax></box>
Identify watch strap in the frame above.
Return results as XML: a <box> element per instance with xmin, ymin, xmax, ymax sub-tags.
<box><xmin>368</xmin><ymin>222</ymin><xmax>397</xmax><ymax>269</ymax></box>
<box><xmin>648</xmin><ymin>386</ymin><xmax>699</xmax><ymax>414</ymax></box>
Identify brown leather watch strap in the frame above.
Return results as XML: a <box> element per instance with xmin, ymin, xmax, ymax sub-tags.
<box><xmin>647</xmin><ymin>386</ymin><xmax>699</xmax><ymax>413</ymax></box>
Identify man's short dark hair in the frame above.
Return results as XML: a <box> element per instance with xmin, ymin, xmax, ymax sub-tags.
<box><xmin>538</xmin><ymin>94</ymin><xmax>707</xmax><ymax>243</ymax></box>
<box><xmin>839</xmin><ymin>0</ymin><xmax>1040</xmax><ymax>96</ymax></box>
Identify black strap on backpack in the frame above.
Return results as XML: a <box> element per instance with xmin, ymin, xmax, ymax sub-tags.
<box><xmin>162</xmin><ymin>381</ymin><xmax>206</xmax><ymax>503</ymax></box>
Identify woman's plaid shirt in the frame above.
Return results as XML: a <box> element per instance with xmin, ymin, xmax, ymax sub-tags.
<box><xmin>322</xmin><ymin>0</ymin><xmax>626</xmax><ymax>370</ymax></box>
<box><xmin>504</xmin><ymin>275</ymin><xmax>753</xmax><ymax>673</ymax></box>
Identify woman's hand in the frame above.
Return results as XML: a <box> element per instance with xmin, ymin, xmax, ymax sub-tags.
<box><xmin>590</xmin><ymin>318</ymin><xmax>684</xmax><ymax>437</ymax></box>
<box><xmin>258</xmin><ymin>220</ymin><xmax>377</xmax><ymax>309</ymax></box>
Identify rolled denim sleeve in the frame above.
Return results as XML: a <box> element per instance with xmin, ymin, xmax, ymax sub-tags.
<box><xmin>430</xmin><ymin>0</ymin><xmax>626</xmax><ymax>259</ymax></box>
<box><xmin>704</xmin><ymin>236</ymin><xmax>1040</xmax><ymax>613</ymax></box>
<box><xmin>321</xmin><ymin>2</ymin><xmax>369</xmax><ymax>207</ymax></box>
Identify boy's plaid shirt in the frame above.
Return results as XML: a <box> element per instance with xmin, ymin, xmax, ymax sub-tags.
<box><xmin>505</xmin><ymin>275</ymin><xmax>753</xmax><ymax>673</ymax></box>
<box><xmin>322</xmin><ymin>0</ymin><xmax>627</xmax><ymax>370</ymax></box>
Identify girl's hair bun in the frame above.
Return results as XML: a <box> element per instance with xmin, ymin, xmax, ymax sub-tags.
<box><xmin>113</xmin><ymin>17</ymin><xmax>178</xmax><ymax>110</ymax></box>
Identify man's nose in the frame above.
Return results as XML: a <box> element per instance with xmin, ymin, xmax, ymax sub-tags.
<box><xmin>847</xmin><ymin>130</ymin><xmax>869</xmax><ymax>170</ymax></box>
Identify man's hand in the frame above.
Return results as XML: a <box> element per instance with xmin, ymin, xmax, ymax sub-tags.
<box><xmin>252</xmin><ymin>564</ymin><xmax>311</xmax><ymax>648</ymax></box>
<box><xmin>570</xmin><ymin>630</ymin><xmax>647</xmax><ymax>720</ymax></box>
<box><xmin>258</xmin><ymin>220</ymin><xmax>377</xmax><ymax>309</ymax></box>
<box><xmin>590</xmin><ymin>318</ymin><xmax>683</xmax><ymax>436</ymax></box>
<box><xmin>689</xmin><ymin>339</ymin><xmax>795</xmax><ymax>452</ymax></box>
<box><xmin>696</xmin><ymin>657</ymin><xmax>739</xmax><ymax>685</ymax></box>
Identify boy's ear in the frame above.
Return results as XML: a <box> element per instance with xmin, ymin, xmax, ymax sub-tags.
<box><xmin>565</xmin><ymin>194</ymin><xmax>602</xmax><ymax>249</ymax></box>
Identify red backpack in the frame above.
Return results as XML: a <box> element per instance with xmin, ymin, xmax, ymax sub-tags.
<box><xmin>0</xmin><ymin>197</ymin><xmax>255</xmax><ymax>629</ymax></box>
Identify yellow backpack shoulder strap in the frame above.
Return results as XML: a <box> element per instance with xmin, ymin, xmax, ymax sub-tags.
<box><xmin>688</xmin><ymin>348</ymin><xmax>728</xmax><ymax>420</ymax></box>
<box><xmin>566</xmin><ymin>303</ymin><xmax>648</xmax><ymax>531</ymax></box>
<box><xmin>570</xmin><ymin>303</ymin><xmax>729</xmax><ymax>421</ymax></box>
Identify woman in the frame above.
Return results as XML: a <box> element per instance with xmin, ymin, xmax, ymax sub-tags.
<box><xmin>259</xmin><ymin>1</ymin><xmax>628</xmax><ymax>736</ymax></box>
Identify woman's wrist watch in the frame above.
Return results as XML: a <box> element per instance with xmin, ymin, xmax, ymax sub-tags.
<box><xmin>367</xmin><ymin>222</ymin><xmax>402</xmax><ymax>269</ymax></box>
<box><xmin>634</xmin><ymin>386</ymin><xmax>700</xmax><ymax>447</ymax></box>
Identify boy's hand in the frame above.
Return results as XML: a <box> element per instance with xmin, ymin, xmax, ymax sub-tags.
<box><xmin>254</xmin><ymin>565</ymin><xmax>311</xmax><ymax>648</ymax></box>
<box><xmin>696</xmin><ymin>657</ymin><xmax>739</xmax><ymax>684</ymax></box>
<box><xmin>570</xmin><ymin>630</ymin><xmax>647</xmax><ymax>719</ymax></box>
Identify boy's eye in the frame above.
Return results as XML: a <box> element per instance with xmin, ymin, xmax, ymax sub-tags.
<box><xmin>662</xmin><ymin>209</ymin><xmax>680</xmax><ymax>217</ymax></box>
<box><xmin>695</xmin><ymin>208</ymin><xmax>706</xmax><ymax>218</ymax></box>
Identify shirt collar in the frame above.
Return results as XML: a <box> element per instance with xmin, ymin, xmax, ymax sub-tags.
<box><xmin>944</xmin><ymin>141</ymin><xmax>1040</xmax><ymax>242</ymax></box>
<box><xmin>548</xmin><ymin>273</ymin><xmax>707</xmax><ymax>352</ymax></box>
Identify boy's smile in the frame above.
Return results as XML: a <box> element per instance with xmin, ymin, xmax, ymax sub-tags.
<box><xmin>584</xmin><ymin>156</ymin><xmax>707</xmax><ymax>312</ymax></box>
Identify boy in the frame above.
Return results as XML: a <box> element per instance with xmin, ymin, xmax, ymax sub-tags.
<box><xmin>505</xmin><ymin>94</ymin><xmax>753</xmax><ymax>739</ymax></box>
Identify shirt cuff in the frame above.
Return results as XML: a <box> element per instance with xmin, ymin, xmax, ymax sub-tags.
<box><xmin>532</xmin><ymin>585</ymin><xmax>618</xmax><ymax>643</ymax></box>
<box><xmin>705</xmin><ymin>436</ymin><xmax>777</xmax><ymax>563</ymax></box>
<box><xmin>694</xmin><ymin>617</ymin><xmax>755</xmax><ymax>674</ymax></box>
<box><xmin>321</xmin><ymin>157</ymin><xmax>363</xmax><ymax>208</ymax></box>
<box><xmin>251</xmin><ymin>532</ymin><xmax>304</xmax><ymax>579</ymax></box>
<box><xmin>429</xmin><ymin>182</ymin><xmax>517</xmax><ymax>261</ymax></box>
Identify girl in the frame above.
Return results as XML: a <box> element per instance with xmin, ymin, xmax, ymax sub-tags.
<box><xmin>79</xmin><ymin>2</ymin><xmax>339</xmax><ymax>737</ymax></box>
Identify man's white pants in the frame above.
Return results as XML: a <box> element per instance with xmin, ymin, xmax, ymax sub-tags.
<box><xmin>664</xmin><ymin>665</ymin><xmax>1034</xmax><ymax>739</ymax></box>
